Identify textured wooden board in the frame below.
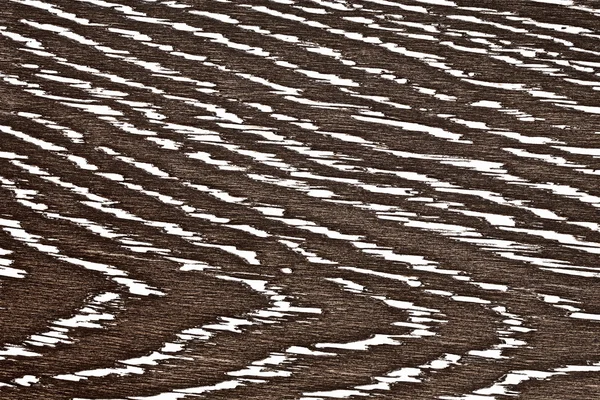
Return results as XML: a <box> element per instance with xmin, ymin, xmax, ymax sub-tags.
<box><xmin>1</xmin><ymin>0</ymin><xmax>600</xmax><ymax>399</ymax></box>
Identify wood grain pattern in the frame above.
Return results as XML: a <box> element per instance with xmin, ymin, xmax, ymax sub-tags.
<box><xmin>1</xmin><ymin>0</ymin><xmax>600</xmax><ymax>399</ymax></box>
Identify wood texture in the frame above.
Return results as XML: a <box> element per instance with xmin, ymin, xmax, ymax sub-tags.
<box><xmin>1</xmin><ymin>0</ymin><xmax>600</xmax><ymax>399</ymax></box>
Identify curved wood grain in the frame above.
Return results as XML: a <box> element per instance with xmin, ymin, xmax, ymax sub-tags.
<box><xmin>1</xmin><ymin>0</ymin><xmax>600</xmax><ymax>399</ymax></box>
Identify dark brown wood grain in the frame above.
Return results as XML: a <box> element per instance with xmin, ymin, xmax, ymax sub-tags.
<box><xmin>1</xmin><ymin>0</ymin><xmax>600</xmax><ymax>399</ymax></box>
